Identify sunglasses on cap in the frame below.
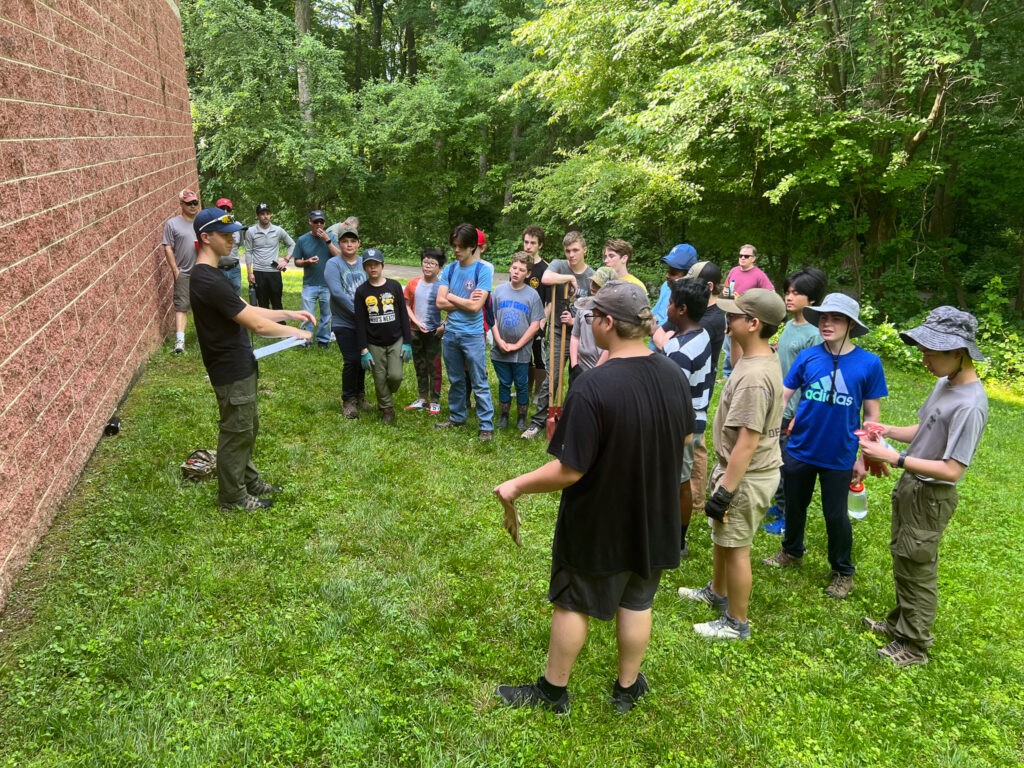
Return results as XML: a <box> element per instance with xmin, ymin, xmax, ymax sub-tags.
<box><xmin>197</xmin><ymin>214</ymin><xmax>237</xmax><ymax>232</ymax></box>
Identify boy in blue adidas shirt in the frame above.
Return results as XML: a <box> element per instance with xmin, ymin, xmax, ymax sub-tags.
<box><xmin>435</xmin><ymin>223</ymin><xmax>495</xmax><ymax>441</ymax></box>
<box><xmin>762</xmin><ymin>293</ymin><xmax>887</xmax><ymax>600</ymax></box>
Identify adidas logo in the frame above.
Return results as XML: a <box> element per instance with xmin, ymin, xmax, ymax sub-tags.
<box><xmin>805</xmin><ymin>370</ymin><xmax>854</xmax><ymax>406</ymax></box>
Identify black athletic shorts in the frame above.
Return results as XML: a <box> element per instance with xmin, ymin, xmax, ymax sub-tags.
<box><xmin>531</xmin><ymin>336</ymin><xmax>546</xmax><ymax>369</ymax></box>
<box><xmin>548</xmin><ymin>564</ymin><xmax>663</xmax><ymax>621</ymax></box>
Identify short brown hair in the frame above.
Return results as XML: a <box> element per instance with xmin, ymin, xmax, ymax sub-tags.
<box><xmin>563</xmin><ymin>230</ymin><xmax>586</xmax><ymax>248</ymax></box>
<box><xmin>510</xmin><ymin>251</ymin><xmax>533</xmax><ymax>269</ymax></box>
<box><xmin>604</xmin><ymin>239</ymin><xmax>633</xmax><ymax>260</ymax></box>
<box><xmin>522</xmin><ymin>225</ymin><xmax>545</xmax><ymax>247</ymax></box>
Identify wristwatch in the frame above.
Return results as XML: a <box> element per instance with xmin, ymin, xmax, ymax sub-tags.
<box><xmin>897</xmin><ymin>450</ymin><xmax>907</xmax><ymax>469</ymax></box>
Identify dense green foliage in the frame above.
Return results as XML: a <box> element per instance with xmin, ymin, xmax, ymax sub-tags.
<box><xmin>183</xmin><ymin>0</ymin><xmax>1024</xmax><ymax>321</ymax></box>
<box><xmin>2</xmin><ymin>276</ymin><xmax>1023</xmax><ymax>765</ymax></box>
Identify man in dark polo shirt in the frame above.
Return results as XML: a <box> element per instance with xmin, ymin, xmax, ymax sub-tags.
<box><xmin>190</xmin><ymin>208</ymin><xmax>315</xmax><ymax>512</ymax></box>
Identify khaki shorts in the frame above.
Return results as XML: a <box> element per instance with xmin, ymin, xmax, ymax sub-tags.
<box><xmin>173</xmin><ymin>271</ymin><xmax>191</xmax><ymax>312</ymax></box>
<box><xmin>708</xmin><ymin>464</ymin><xmax>779</xmax><ymax>548</ymax></box>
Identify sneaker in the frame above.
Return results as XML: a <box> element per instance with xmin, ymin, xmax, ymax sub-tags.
<box><xmin>316</xmin><ymin>341</ymin><xmax>330</xmax><ymax>349</ymax></box>
<box><xmin>762</xmin><ymin>517</ymin><xmax>786</xmax><ymax>536</ymax></box>
<box><xmin>877</xmin><ymin>639</ymin><xmax>929</xmax><ymax>667</ymax></box>
<box><xmin>428</xmin><ymin>402</ymin><xmax>441</xmax><ymax>415</ymax></box>
<box><xmin>434</xmin><ymin>419</ymin><xmax>464</xmax><ymax>430</ymax></box>
<box><xmin>677</xmin><ymin>582</ymin><xmax>728</xmax><ymax>615</ymax></box>
<box><xmin>496</xmin><ymin>679</ymin><xmax>569</xmax><ymax>714</ymax></box>
<box><xmin>825</xmin><ymin>572</ymin><xmax>854</xmax><ymax>599</ymax></box>
<box><xmin>381</xmin><ymin>407</ymin><xmax>395</xmax><ymax>425</ymax></box>
<box><xmin>610</xmin><ymin>672</ymin><xmax>649</xmax><ymax>714</ymax></box>
<box><xmin>246</xmin><ymin>479</ymin><xmax>281</xmax><ymax>495</ymax></box>
<box><xmin>220</xmin><ymin>494</ymin><xmax>272</xmax><ymax>512</ymax></box>
<box><xmin>765</xmin><ymin>504</ymin><xmax>783</xmax><ymax>521</ymax></box>
<box><xmin>762</xmin><ymin>549</ymin><xmax>803</xmax><ymax>568</ymax></box>
<box><xmin>861</xmin><ymin>616</ymin><xmax>893</xmax><ymax>638</ymax></box>
<box><xmin>694</xmin><ymin>614</ymin><xmax>751</xmax><ymax>641</ymax></box>
<box><xmin>521</xmin><ymin>425</ymin><xmax>542</xmax><ymax>440</ymax></box>
<box><xmin>405</xmin><ymin>399</ymin><xmax>427</xmax><ymax>411</ymax></box>
<box><xmin>342</xmin><ymin>399</ymin><xmax>359</xmax><ymax>420</ymax></box>
<box><xmin>478</xmin><ymin>430</ymin><xmax>493</xmax><ymax>442</ymax></box>
<box><xmin>173</xmin><ymin>339</ymin><xmax>185</xmax><ymax>354</ymax></box>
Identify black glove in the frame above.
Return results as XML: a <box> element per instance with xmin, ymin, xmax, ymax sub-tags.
<box><xmin>704</xmin><ymin>485</ymin><xmax>735</xmax><ymax>522</ymax></box>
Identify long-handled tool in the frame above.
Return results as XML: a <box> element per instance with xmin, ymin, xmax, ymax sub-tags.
<box><xmin>546</xmin><ymin>283</ymin><xmax>570</xmax><ymax>439</ymax></box>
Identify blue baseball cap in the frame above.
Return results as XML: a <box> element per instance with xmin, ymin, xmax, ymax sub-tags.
<box><xmin>662</xmin><ymin>243</ymin><xmax>698</xmax><ymax>270</ymax></box>
<box><xmin>193</xmin><ymin>207</ymin><xmax>244</xmax><ymax>238</ymax></box>
<box><xmin>362</xmin><ymin>248</ymin><xmax>384</xmax><ymax>264</ymax></box>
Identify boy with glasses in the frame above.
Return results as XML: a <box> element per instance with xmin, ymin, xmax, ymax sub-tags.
<box><xmin>214</xmin><ymin>198</ymin><xmax>243</xmax><ymax>296</ymax></box>
<box><xmin>761</xmin><ymin>293</ymin><xmax>888</xmax><ymax>600</ymax></box>
<box><xmin>163</xmin><ymin>188</ymin><xmax>202</xmax><ymax>354</ymax></box>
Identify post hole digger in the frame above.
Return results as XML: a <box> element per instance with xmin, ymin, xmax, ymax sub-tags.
<box><xmin>545</xmin><ymin>283</ymin><xmax>571</xmax><ymax>439</ymax></box>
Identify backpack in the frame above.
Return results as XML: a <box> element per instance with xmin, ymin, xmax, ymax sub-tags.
<box><xmin>444</xmin><ymin>262</ymin><xmax>494</xmax><ymax>328</ymax></box>
<box><xmin>181</xmin><ymin>449</ymin><xmax>217</xmax><ymax>481</ymax></box>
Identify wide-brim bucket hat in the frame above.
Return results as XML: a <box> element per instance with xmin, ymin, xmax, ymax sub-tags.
<box><xmin>803</xmin><ymin>293</ymin><xmax>870</xmax><ymax>338</ymax></box>
<box><xmin>899</xmin><ymin>306</ymin><xmax>984</xmax><ymax>361</ymax></box>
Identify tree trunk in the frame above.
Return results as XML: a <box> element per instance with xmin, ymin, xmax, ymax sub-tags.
<box><xmin>478</xmin><ymin>125</ymin><xmax>489</xmax><ymax>207</ymax></box>
<box><xmin>353</xmin><ymin>0</ymin><xmax>364</xmax><ymax>88</ymax></box>
<box><xmin>371</xmin><ymin>0</ymin><xmax>384</xmax><ymax>80</ymax></box>
<box><xmin>294</xmin><ymin>0</ymin><xmax>315</xmax><ymax>189</ymax></box>
<box><xmin>405</xmin><ymin>25</ymin><xmax>417</xmax><ymax>82</ymax></box>
<box><xmin>1016</xmin><ymin>228</ymin><xmax>1024</xmax><ymax>317</ymax></box>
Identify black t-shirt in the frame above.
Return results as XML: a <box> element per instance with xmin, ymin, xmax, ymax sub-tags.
<box><xmin>190</xmin><ymin>264</ymin><xmax>255</xmax><ymax>386</ymax></box>
<box><xmin>547</xmin><ymin>354</ymin><xmax>694</xmax><ymax>577</ymax></box>
<box><xmin>354</xmin><ymin>278</ymin><xmax>412</xmax><ymax>349</ymax></box>
<box><xmin>528</xmin><ymin>258</ymin><xmax>551</xmax><ymax>306</ymax></box>
<box><xmin>700</xmin><ymin>303</ymin><xmax>727</xmax><ymax>376</ymax></box>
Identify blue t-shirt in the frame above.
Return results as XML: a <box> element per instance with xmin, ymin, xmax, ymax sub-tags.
<box><xmin>784</xmin><ymin>344</ymin><xmax>888</xmax><ymax>470</ymax></box>
<box><xmin>439</xmin><ymin>259</ymin><xmax>493</xmax><ymax>336</ymax></box>
<box><xmin>293</xmin><ymin>231</ymin><xmax>338</xmax><ymax>287</ymax></box>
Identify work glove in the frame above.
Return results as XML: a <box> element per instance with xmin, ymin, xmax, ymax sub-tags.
<box><xmin>401</xmin><ymin>344</ymin><xmax>412</xmax><ymax>363</ymax></box>
<box><xmin>704</xmin><ymin>485</ymin><xmax>735</xmax><ymax>523</ymax></box>
<box><xmin>360</xmin><ymin>351</ymin><xmax>374</xmax><ymax>371</ymax></box>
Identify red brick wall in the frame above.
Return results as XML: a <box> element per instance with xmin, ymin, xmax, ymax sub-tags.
<box><xmin>0</xmin><ymin>0</ymin><xmax>197</xmax><ymax>608</ymax></box>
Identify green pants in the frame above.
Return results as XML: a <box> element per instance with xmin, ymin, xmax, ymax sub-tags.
<box><xmin>368</xmin><ymin>339</ymin><xmax>404</xmax><ymax>410</ymax></box>
<box><xmin>213</xmin><ymin>372</ymin><xmax>260</xmax><ymax>506</ymax></box>
<box><xmin>886</xmin><ymin>472</ymin><xmax>957</xmax><ymax>649</ymax></box>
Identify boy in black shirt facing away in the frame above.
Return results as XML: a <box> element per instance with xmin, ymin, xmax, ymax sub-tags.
<box><xmin>189</xmin><ymin>208</ymin><xmax>314</xmax><ymax>512</ymax></box>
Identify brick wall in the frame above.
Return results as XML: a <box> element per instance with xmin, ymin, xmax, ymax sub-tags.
<box><xmin>0</xmin><ymin>0</ymin><xmax>197</xmax><ymax>609</ymax></box>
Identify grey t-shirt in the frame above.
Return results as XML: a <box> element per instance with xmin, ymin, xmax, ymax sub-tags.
<box><xmin>571</xmin><ymin>308</ymin><xmax>602</xmax><ymax>370</ymax></box>
<box><xmin>546</xmin><ymin>259</ymin><xmax>595</xmax><ymax>330</ymax></box>
<box><xmin>908</xmin><ymin>378</ymin><xmax>988</xmax><ymax>485</ymax></box>
<box><xmin>491</xmin><ymin>283</ymin><xmax>544</xmax><ymax>364</ymax></box>
<box><xmin>162</xmin><ymin>215</ymin><xmax>197</xmax><ymax>273</ymax></box>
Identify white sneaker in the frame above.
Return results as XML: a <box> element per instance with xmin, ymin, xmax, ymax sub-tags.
<box><xmin>521</xmin><ymin>425</ymin><xmax>542</xmax><ymax>439</ymax></box>
<box><xmin>428</xmin><ymin>402</ymin><xmax>441</xmax><ymax>415</ymax></box>
<box><xmin>694</xmin><ymin>615</ymin><xmax>751</xmax><ymax>641</ymax></box>
<box><xmin>173</xmin><ymin>339</ymin><xmax>185</xmax><ymax>354</ymax></box>
<box><xmin>405</xmin><ymin>398</ymin><xmax>427</xmax><ymax>411</ymax></box>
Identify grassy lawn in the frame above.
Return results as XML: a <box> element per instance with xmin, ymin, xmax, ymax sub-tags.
<box><xmin>2</xmin><ymin>275</ymin><xmax>1023</xmax><ymax>766</ymax></box>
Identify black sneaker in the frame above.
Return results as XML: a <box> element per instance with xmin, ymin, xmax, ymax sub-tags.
<box><xmin>220</xmin><ymin>494</ymin><xmax>272</xmax><ymax>512</ymax></box>
<box><xmin>610</xmin><ymin>672</ymin><xmax>650</xmax><ymax>714</ymax></box>
<box><xmin>247</xmin><ymin>479</ymin><xmax>281</xmax><ymax>496</ymax></box>
<box><xmin>495</xmin><ymin>678</ymin><xmax>569</xmax><ymax>714</ymax></box>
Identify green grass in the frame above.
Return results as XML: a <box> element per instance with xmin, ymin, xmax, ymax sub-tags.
<box><xmin>2</xmin><ymin>277</ymin><xmax>1023</xmax><ymax>766</ymax></box>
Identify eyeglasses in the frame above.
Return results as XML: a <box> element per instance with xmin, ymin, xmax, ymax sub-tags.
<box><xmin>311</xmin><ymin>219</ymin><xmax>325</xmax><ymax>225</ymax></box>
<box><xmin>421</xmin><ymin>260</ymin><xmax>440</xmax><ymax>268</ymax></box>
<box><xmin>726</xmin><ymin>312</ymin><xmax>753</xmax><ymax>322</ymax></box>
<box><xmin>183</xmin><ymin>200</ymin><xmax>200</xmax><ymax>206</ymax></box>
<box><xmin>197</xmin><ymin>214</ymin><xmax>236</xmax><ymax>232</ymax></box>
<box><xmin>583</xmin><ymin>311</ymin><xmax>606</xmax><ymax>325</ymax></box>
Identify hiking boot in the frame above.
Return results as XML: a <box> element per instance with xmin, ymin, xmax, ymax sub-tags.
<box><xmin>765</xmin><ymin>504</ymin><xmax>782</xmax><ymax>521</ymax></box>
<box><xmin>498</xmin><ymin>404</ymin><xmax>510</xmax><ymax>429</ymax></box>
<box><xmin>516</xmin><ymin>407</ymin><xmax>528</xmax><ymax>431</ymax></box>
<box><xmin>680</xmin><ymin>540</ymin><xmax>689</xmax><ymax>560</ymax></box>
<box><xmin>405</xmin><ymin>398</ymin><xmax>427</xmax><ymax>411</ymax></box>
<box><xmin>342</xmin><ymin>399</ymin><xmax>359</xmax><ymax>419</ymax></box>
<box><xmin>496</xmin><ymin>678</ymin><xmax>569</xmax><ymax>714</ymax></box>
<box><xmin>358</xmin><ymin>396</ymin><xmax>373</xmax><ymax>412</ymax></box>
<box><xmin>434</xmin><ymin>419</ymin><xmax>464</xmax><ymax>430</ymax></box>
<box><xmin>762</xmin><ymin>517</ymin><xmax>786</xmax><ymax>536</ymax></box>
<box><xmin>762</xmin><ymin>549</ymin><xmax>803</xmax><ymax>568</ymax></box>
<box><xmin>381</xmin><ymin>407</ymin><xmax>395</xmax><ymax>425</ymax></box>
<box><xmin>610</xmin><ymin>672</ymin><xmax>649</xmax><ymax>714</ymax></box>
<box><xmin>861</xmin><ymin>616</ymin><xmax>893</xmax><ymax>638</ymax></box>
<box><xmin>173</xmin><ymin>339</ymin><xmax>185</xmax><ymax>354</ymax></box>
<box><xmin>521</xmin><ymin>425</ymin><xmax>542</xmax><ymax>440</ymax></box>
<box><xmin>220</xmin><ymin>494</ymin><xmax>272</xmax><ymax>512</ymax></box>
<box><xmin>478</xmin><ymin>429</ymin><xmax>493</xmax><ymax>442</ymax></box>
<box><xmin>677</xmin><ymin>582</ymin><xmax>728</xmax><ymax>615</ymax></box>
<box><xmin>877</xmin><ymin>639</ymin><xmax>929</xmax><ymax>667</ymax></box>
<box><xmin>247</xmin><ymin>479</ymin><xmax>281</xmax><ymax>496</ymax></box>
<box><xmin>825</xmin><ymin>572</ymin><xmax>854</xmax><ymax>599</ymax></box>
<box><xmin>694</xmin><ymin>614</ymin><xmax>751</xmax><ymax>641</ymax></box>
<box><xmin>428</xmin><ymin>402</ymin><xmax>441</xmax><ymax>415</ymax></box>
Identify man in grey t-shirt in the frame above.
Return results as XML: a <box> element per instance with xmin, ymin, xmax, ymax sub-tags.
<box><xmin>162</xmin><ymin>188</ymin><xmax>201</xmax><ymax>354</ymax></box>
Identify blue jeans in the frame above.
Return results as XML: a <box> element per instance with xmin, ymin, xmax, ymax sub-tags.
<box><xmin>301</xmin><ymin>285</ymin><xmax>332</xmax><ymax>344</ymax></box>
<box><xmin>781</xmin><ymin>448</ymin><xmax>855</xmax><ymax>575</ymax></box>
<box><xmin>492</xmin><ymin>360</ymin><xmax>530</xmax><ymax>406</ymax></box>
<box><xmin>223</xmin><ymin>264</ymin><xmax>242</xmax><ymax>296</ymax></box>
<box><xmin>443</xmin><ymin>333</ymin><xmax>494</xmax><ymax>430</ymax></box>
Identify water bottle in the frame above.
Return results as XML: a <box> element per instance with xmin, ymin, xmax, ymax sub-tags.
<box><xmin>848</xmin><ymin>481</ymin><xmax>868</xmax><ymax>520</ymax></box>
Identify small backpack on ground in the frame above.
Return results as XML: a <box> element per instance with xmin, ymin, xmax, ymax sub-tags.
<box><xmin>181</xmin><ymin>449</ymin><xmax>217</xmax><ymax>481</ymax></box>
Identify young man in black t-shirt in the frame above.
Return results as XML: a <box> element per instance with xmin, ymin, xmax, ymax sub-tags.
<box><xmin>522</xmin><ymin>225</ymin><xmax>550</xmax><ymax>401</ymax></box>
<box><xmin>493</xmin><ymin>281</ymin><xmax>694</xmax><ymax>714</ymax></box>
<box><xmin>190</xmin><ymin>208</ymin><xmax>314</xmax><ymax>512</ymax></box>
